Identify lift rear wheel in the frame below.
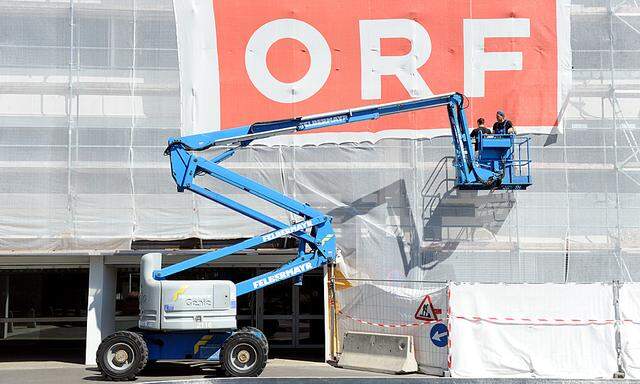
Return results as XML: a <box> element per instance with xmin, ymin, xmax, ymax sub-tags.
<box><xmin>96</xmin><ymin>331</ymin><xmax>148</xmax><ymax>381</ymax></box>
<box><xmin>221</xmin><ymin>330</ymin><xmax>268</xmax><ymax>377</ymax></box>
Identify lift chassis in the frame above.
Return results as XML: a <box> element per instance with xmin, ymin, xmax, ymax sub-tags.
<box><xmin>95</xmin><ymin>92</ymin><xmax>531</xmax><ymax>380</ymax></box>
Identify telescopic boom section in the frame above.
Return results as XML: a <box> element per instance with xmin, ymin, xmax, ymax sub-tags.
<box><xmin>165</xmin><ymin>92</ymin><xmax>503</xmax><ymax>188</ymax></box>
<box><xmin>167</xmin><ymin>92</ymin><xmax>465</xmax><ymax>150</ymax></box>
<box><xmin>161</xmin><ymin>92</ymin><xmax>524</xmax><ymax>295</ymax></box>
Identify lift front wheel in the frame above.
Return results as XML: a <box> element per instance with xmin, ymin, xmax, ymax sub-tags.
<box><xmin>221</xmin><ymin>330</ymin><xmax>268</xmax><ymax>377</ymax></box>
<box><xmin>96</xmin><ymin>331</ymin><xmax>148</xmax><ymax>381</ymax></box>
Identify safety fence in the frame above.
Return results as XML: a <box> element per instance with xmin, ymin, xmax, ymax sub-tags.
<box><xmin>329</xmin><ymin>274</ymin><xmax>640</xmax><ymax>379</ymax></box>
<box><xmin>329</xmin><ymin>275</ymin><xmax>449</xmax><ymax>376</ymax></box>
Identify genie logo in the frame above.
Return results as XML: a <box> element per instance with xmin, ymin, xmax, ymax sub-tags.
<box><xmin>167</xmin><ymin>295</ymin><xmax>215</xmax><ymax>311</ymax></box>
<box><xmin>262</xmin><ymin>220</ymin><xmax>314</xmax><ymax>242</ymax></box>
<box><xmin>184</xmin><ymin>296</ymin><xmax>213</xmax><ymax>307</ymax></box>
<box><xmin>252</xmin><ymin>262</ymin><xmax>313</xmax><ymax>289</ymax></box>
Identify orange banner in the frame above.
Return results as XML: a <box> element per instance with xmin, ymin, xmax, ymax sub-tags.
<box><xmin>211</xmin><ymin>0</ymin><xmax>562</xmax><ymax>134</ymax></box>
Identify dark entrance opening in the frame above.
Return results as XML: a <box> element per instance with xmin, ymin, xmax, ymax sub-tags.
<box><xmin>0</xmin><ymin>269</ymin><xmax>89</xmax><ymax>363</ymax></box>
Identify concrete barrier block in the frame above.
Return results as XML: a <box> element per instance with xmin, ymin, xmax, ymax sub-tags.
<box><xmin>338</xmin><ymin>331</ymin><xmax>419</xmax><ymax>374</ymax></box>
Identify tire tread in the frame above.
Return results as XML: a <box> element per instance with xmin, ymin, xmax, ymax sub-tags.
<box><xmin>96</xmin><ymin>331</ymin><xmax>148</xmax><ymax>381</ymax></box>
<box><xmin>221</xmin><ymin>329</ymin><xmax>268</xmax><ymax>377</ymax></box>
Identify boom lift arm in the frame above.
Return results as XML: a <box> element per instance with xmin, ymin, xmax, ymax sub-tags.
<box><xmin>160</xmin><ymin>92</ymin><xmax>530</xmax><ymax>292</ymax></box>
<box><xmin>95</xmin><ymin>92</ymin><xmax>531</xmax><ymax>381</ymax></box>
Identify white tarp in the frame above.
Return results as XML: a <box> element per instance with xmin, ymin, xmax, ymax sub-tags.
<box><xmin>335</xmin><ymin>282</ymin><xmax>448</xmax><ymax>374</ymax></box>
<box><xmin>619</xmin><ymin>283</ymin><xmax>640</xmax><ymax>379</ymax></box>
<box><xmin>2</xmin><ymin>0</ymin><xmax>640</xmax><ymax>312</ymax></box>
<box><xmin>448</xmin><ymin>282</ymin><xmax>617</xmax><ymax>378</ymax></box>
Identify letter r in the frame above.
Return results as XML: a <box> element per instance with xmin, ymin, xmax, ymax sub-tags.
<box><xmin>359</xmin><ymin>19</ymin><xmax>433</xmax><ymax>99</ymax></box>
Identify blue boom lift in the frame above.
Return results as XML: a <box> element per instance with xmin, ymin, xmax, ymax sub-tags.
<box><xmin>95</xmin><ymin>92</ymin><xmax>531</xmax><ymax>380</ymax></box>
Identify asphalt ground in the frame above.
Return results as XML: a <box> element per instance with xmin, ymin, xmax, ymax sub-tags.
<box><xmin>0</xmin><ymin>358</ymin><xmax>426</xmax><ymax>384</ymax></box>
<box><xmin>2</xmin><ymin>359</ymin><xmax>638</xmax><ymax>384</ymax></box>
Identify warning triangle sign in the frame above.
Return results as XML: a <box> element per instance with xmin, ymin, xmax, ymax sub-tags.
<box><xmin>414</xmin><ymin>294</ymin><xmax>442</xmax><ymax>321</ymax></box>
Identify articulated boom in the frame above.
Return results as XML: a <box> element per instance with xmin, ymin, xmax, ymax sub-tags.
<box><xmin>96</xmin><ymin>92</ymin><xmax>532</xmax><ymax>381</ymax></box>
<box><xmin>161</xmin><ymin>92</ymin><xmax>531</xmax><ymax>294</ymax></box>
<box><xmin>161</xmin><ymin>145</ymin><xmax>336</xmax><ymax>296</ymax></box>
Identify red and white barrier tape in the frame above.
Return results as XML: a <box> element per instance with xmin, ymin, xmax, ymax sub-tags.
<box><xmin>338</xmin><ymin>310</ymin><xmax>442</xmax><ymax>328</ymax></box>
<box><xmin>339</xmin><ymin>311</ymin><xmax>629</xmax><ymax>327</ymax></box>
<box><xmin>338</xmin><ymin>309</ymin><xmax>640</xmax><ymax>328</ymax></box>
<box><xmin>452</xmin><ymin>315</ymin><xmax>615</xmax><ymax>325</ymax></box>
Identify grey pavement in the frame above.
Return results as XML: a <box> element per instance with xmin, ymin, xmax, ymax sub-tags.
<box><xmin>0</xmin><ymin>358</ymin><xmax>426</xmax><ymax>384</ymax></box>
<box><xmin>2</xmin><ymin>360</ymin><xmax>634</xmax><ymax>384</ymax></box>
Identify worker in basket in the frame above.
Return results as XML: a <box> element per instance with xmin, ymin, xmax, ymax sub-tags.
<box><xmin>493</xmin><ymin>110</ymin><xmax>516</xmax><ymax>135</ymax></box>
<box><xmin>470</xmin><ymin>117</ymin><xmax>491</xmax><ymax>154</ymax></box>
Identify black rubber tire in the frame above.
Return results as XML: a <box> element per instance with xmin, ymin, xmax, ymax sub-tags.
<box><xmin>238</xmin><ymin>326</ymin><xmax>269</xmax><ymax>352</ymax></box>
<box><xmin>96</xmin><ymin>331</ymin><xmax>149</xmax><ymax>381</ymax></box>
<box><xmin>221</xmin><ymin>330</ymin><xmax>268</xmax><ymax>377</ymax></box>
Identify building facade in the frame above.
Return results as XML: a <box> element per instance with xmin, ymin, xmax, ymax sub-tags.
<box><xmin>0</xmin><ymin>0</ymin><xmax>639</xmax><ymax>365</ymax></box>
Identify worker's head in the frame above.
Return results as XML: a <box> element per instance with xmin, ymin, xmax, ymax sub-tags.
<box><xmin>477</xmin><ymin>117</ymin><xmax>485</xmax><ymax>127</ymax></box>
<box><xmin>496</xmin><ymin>110</ymin><xmax>505</xmax><ymax>122</ymax></box>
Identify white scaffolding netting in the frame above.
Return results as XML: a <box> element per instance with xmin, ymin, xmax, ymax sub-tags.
<box><xmin>0</xmin><ymin>0</ymin><xmax>639</xmax><ymax>285</ymax></box>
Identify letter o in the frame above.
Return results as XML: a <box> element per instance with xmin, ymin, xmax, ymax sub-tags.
<box><xmin>245</xmin><ymin>19</ymin><xmax>331</xmax><ymax>103</ymax></box>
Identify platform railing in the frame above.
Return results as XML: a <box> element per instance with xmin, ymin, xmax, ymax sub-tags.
<box><xmin>480</xmin><ymin>133</ymin><xmax>532</xmax><ymax>183</ymax></box>
<box><xmin>512</xmin><ymin>135</ymin><xmax>532</xmax><ymax>181</ymax></box>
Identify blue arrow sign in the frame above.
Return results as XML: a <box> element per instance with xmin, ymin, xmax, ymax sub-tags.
<box><xmin>430</xmin><ymin>323</ymin><xmax>448</xmax><ymax>348</ymax></box>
